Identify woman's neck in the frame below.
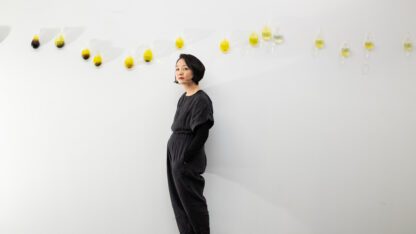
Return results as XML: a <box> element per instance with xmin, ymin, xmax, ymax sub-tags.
<box><xmin>183</xmin><ymin>84</ymin><xmax>200</xmax><ymax>96</ymax></box>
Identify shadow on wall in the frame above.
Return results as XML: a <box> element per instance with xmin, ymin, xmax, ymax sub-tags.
<box><xmin>0</xmin><ymin>25</ymin><xmax>11</xmax><ymax>43</ymax></box>
<box><xmin>88</xmin><ymin>39</ymin><xmax>124</xmax><ymax>64</ymax></box>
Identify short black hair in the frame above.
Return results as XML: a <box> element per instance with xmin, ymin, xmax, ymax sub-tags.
<box><xmin>174</xmin><ymin>54</ymin><xmax>205</xmax><ymax>85</ymax></box>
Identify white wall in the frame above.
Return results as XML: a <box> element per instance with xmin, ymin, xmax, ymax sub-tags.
<box><xmin>1</xmin><ymin>0</ymin><xmax>416</xmax><ymax>233</ymax></box>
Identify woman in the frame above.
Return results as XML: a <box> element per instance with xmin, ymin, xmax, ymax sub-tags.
<box><xmin>167</xmin><ymin>54</ymin><xmax>214</xmax><ymax>234</ymax></box>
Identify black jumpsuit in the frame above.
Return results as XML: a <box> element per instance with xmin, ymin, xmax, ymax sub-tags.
<box><xmin>167</xmin><ymin>89</ymin><xmax>214</xmax><ymax>234</ymax></box>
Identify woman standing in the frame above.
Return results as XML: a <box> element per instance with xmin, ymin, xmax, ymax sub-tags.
<box><xmin>167</xmin><ymin>54</ymin><xmax>214</xmax><ymax>234</ymax></box>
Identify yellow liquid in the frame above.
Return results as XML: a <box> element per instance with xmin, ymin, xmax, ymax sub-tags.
<box><xmin>404</xmin><ymin>41</ymin><xmax>413</xmax><ymax>52</ymax></box>
<box><xmin>364</xmin><ymin>41</ymin><xmax>374</xmax><ymax>51</ymax></box>
<box><xmin>273</xmin><ymin>34</ymin><xmax>284</xmax><ymax>44</ymax></box>
<box><xmin>81</xmin><ymin>48</ymin><xmax>90</xmax><ymax>60</ymax></box>
<box><xmin>175</xmin><ymin>37</ymin><xmax>184</xmax><ymax>49</ymax></box>
<box><xmin>124</xmin><ymin>56</ymin><xmax>134</xmax><ymax>69</ymax></box>
<box><xmin>262</xmin><ymin>26</ymin><xmax>272</xmax><ymax>41</ymax></box>
<box><xmin>315</xmin><ymin>38</ymin><xmax>325</xmax><ymax>49</ymax></box>
<box><xmin>220</xmin><ymin>39</ymin><xmax>230</xmax><ymax>53</ymax></box>
<box><xmin>93</xmin><ymin>55</ymin><xmax>102</xmax><ymax>66</ymax></box>
<box><xmin>341</xmin><ymin>47</ymin><xmax>350</xmax><ymax>58</ymax></box>
<box><xmin>249</xmin><ymin>32</ymin><xmax>259</xmax><ymax>46</ymax></box>
<box><xmin>55</xmin><ymin>35</ymin><xmax>65</xmax><ymax>48</ymax></box>
<box><xmin>143</xmin><ymin>49</ymin><xmax>153</xmax><ymax>62</ymax></box>
<box><xmin>31</xmin><ymin>34</ymin><xmax>40</xmax><ymax>48</ymax></box>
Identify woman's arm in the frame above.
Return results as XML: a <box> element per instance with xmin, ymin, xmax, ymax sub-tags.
<box><xmin>183</xmin><ymin>121</ymin><xmax>211</xmax><ymax>163</ymax></box>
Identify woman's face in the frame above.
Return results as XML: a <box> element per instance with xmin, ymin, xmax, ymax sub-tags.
<box><xmin>175</xmin><ymin>58</ymin><xmax>194</xmax><ymax>84</ymax></box>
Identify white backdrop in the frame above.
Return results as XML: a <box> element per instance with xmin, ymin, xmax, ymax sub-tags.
<box><xmin>1</xmin><ymin>0</ymin><xmax>416</xmax><ymax>233</ymax></box>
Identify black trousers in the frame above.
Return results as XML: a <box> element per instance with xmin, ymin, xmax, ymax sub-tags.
<box><xmin>167</xmin><ymin>132</ymin><xmax>210</xmax><ymax>234</ymax></box>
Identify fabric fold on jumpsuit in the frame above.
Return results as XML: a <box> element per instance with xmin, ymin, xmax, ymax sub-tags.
<box><xmin>167</xmin><ymin>90</ymin><xmax>214</xmax><ymax>234</ymax></box>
